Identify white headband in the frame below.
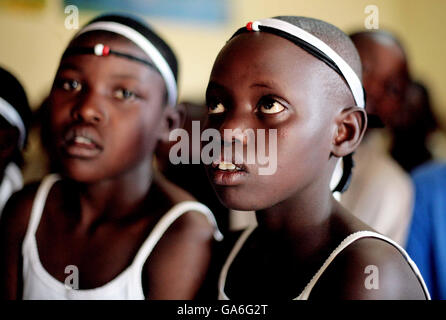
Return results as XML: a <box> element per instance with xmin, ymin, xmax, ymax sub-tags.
<box><xmin>76</xmin><ymin>21</ymin><xmax>178</xmax><ymax>108</ymax></box>
<box><xmin>0</xmin><ymin>97</ymin><xmax>26</xmax><ymax>149</ymax></box>
<box><xmin>248</xmin><ymin>18</ymin><xmax>365</xmax><ymax>108</ymax></box>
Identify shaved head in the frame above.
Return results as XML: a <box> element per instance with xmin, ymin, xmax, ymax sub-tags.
<box><xmin>350</xmin><ymin>30</ymin><xmax>410</xmax><ymax>129</ymax></box>
<box><xmin>273</xmin><ymin>16</ymin><xmax>363</xmax><ymax>109</ymax></box>
<box><xmin>276</xmin><ymin>16</ymin><xmax>362</xmax><ymax>79</ymax></box>
<box><xmin>350</xmin><ymin>30</ymin><xmax>406</xmax><ymax>60</ymax></box>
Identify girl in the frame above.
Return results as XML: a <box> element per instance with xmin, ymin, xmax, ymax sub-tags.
<box><xmin>0</xmin><ymin>13</ymin><xmax>221</xmax><ymax>300</ymax></box>
<box><xmin>204</xmin><ymin>16</ymin><xmax>430</xmax><ymax>300</ymax></box>
<box><xmin>0</xmin><ymin>67</ymin><xmax>31</xmax><ymax>215</ymax></box>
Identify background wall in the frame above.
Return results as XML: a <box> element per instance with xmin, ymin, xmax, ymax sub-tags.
<box><xmin>0</xmin><ymin>0</ymin><xmax>445</xmax><ymax>179</ymax></box>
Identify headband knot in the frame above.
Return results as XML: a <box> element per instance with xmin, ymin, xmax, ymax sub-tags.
<box><xmin>94</xmin><ymin>43</ymin><xmax>110</xmax><ymax>56</ymax></box>
<box><xmin>246</xmin><ymin>21</ymin><xmax>260</xmax><ymax>32</ymax></box>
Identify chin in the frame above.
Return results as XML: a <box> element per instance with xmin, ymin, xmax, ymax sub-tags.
<box><xmin>57</xmin><ymin>159</ymin><xmax>107</xmax><ymax>184</ymax></box>
<box><xmin>213</xmin><ymin>185</ymin><xmax>267</xmax><ymax>211</ymax></box>
<box><xmin>61</xmin><ymin>169</ymin><xmax>104</xmax><ymax>184</ymax></box>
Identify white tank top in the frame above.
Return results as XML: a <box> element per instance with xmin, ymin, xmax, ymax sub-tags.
<box><xmin>21</xmin><ymin>174</ymin><xmax>223</xmax><ymax>300</ymax></box>
<box><xmin>218</xmin><ymin>225</ymin><xmax>431</xmax><ymax>300</ymax></box>
<box><xmin>0</xmin><ymin>162</ymin><xmax>23</xmax><ymax>216</ymax></box>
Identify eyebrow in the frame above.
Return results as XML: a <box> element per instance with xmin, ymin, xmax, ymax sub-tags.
<box><xmin>208</xmin><ymin>80</ymin><xmax>278</xmax><ymax>90</ymax></box>
<box><xmin>206</xmin><ymin>81</ymin><xmax>229</xmax><ymax>96</ymax></box>
<box><xmin>109</xmin><ymin>73</ymin><xmax>145</xmax><ymax>81</ymax></box>
<box><xmin>57</xmin><ymin>63</ymin><xmax>145</xmax><ymax>82</ymax></box>
<box><xmin>250</xmin><ymin>80</ymin><xmax>278</xmax><ymax>89</ymax></box>
<box><xmin>58</xmin><ymin>63</ymin><xmax>82</xmax><ymax>72</ymax></box>
<box><xmin>207</xmin><ymin>81</ymin><xmax>226</xmax><ymax>90</ymax></box>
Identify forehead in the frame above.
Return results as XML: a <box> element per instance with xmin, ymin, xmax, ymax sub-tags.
<box><xmin>210</xmin><ymin>32</ymin><xmax>333</xmax><ymax>93</ymax></box>
<box><xmin>67</xmin><ymin>31</ymin><xmax>153</xmax><ymax>64</ymax></box>
<box><xmin>60</xmin><ymin>32</ymin><xmax>161</xmax><ymax>82</ymax></box>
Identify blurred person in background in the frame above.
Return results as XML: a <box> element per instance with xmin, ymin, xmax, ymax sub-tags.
<box><xmin>341</xmin><ymin>31</ymin><xmax>413</xmax><ymax>245</ymax></box>
<box><xmin>391</xmin><ymin>80</ymin><xmax>438</xmax><ymax>172</ymax></box>
<box><xmin>0</xmin><ymin>66</ymin><xmax>32</xmax><ymax>215</ymax></box>
<box><xmin>155</xmin><ymin>101</ymin><xmax>230</xmax><ymax>234</ymax></box>
<box><xmin>406</xmin><ymin>161</ymin><xmax>446</xmax><ymax>300</ymax></box>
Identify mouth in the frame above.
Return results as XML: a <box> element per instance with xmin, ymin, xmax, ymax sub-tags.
<box><xmin>209</xmin><ymin>159</ymin><xmax>248</xmax><ymax>186</ymax></box>
<box><xmin>62</xmin><ymin>126</ymin><xmax>103</xmax><ymax>159</ymax></box>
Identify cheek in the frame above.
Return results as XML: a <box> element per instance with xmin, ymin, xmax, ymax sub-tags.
<box><xmin>48</xmin><ymin>101</ymin><xmax>71</xmax><ymax>142</ymax></box>
<box><xmin>207</xmin><ymin>111</ymin><xmax>335</xmax><ymax>211</ymax></box>
<box><xmin>108</xmin><ymin>106</ymin><xmax>164</xmax><ymax>163</ymax></box>
<box><xmin>253</xmin><ymin>119</ymin><xmax>333</xmax><ymax>204</ymax></box>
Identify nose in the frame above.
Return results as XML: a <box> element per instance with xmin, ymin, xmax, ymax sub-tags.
<box><xmin>219</xmin><ymin>109</ymin><xmax>256</xmax><ymax>147</ymax></box>
<box><xmin>71</xmin><ymin>89</ymin><xmax>106</xmax><ymax>125</ymax></box>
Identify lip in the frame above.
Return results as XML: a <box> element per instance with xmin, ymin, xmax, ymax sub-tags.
<box><xmin>210</xmin><ymin>169</ymin><xmax>248</xmax><ymax>186</ymax></box>
<box><xmin>61</xmin><ymin>125</ymin><xmax>103</xmax><ymax>159</ymax></box>
<box><xmin>208</xmin><ymin>159</ymin><xmax>249</xmax><ymax>186</ymax></box>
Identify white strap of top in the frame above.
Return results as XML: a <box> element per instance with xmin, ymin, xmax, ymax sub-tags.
<box><xmin>23</xmin><ymin>174</ymin><xmax>60</xmax><ymax>245</ymax></box>
<box><xmin>0</xmin><ymin>162</ymin><xmax>23</xmax><ymax>214</ymax></box>
<box><xmin>219</xmin><ymin>228</ymin><xmax>431</xmax><ymax>300</ymax></box>
<box><xmin>131</xmin><ymin>201</ymin><xmax>223</xmax><ymax>271</ymax></box>
<box><xmin>295</xmin><ymin>230</ymin><xmax>431</xmax><ymax>300</ymax></box>
<box><xmin>22</xmin><ymin>175</ymin><xmax>223</xmax><ymax>267</ymax></box>
<box><xmin>218</xmin><ymin>225</ymin><xmax>256</xmax><ymax>300</ymax></box>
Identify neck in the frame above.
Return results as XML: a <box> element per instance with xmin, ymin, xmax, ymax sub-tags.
<box><xmin>72</xmin><ymin>160</ymin><xmax>154</xmax><ymax>226</ymax></box>
<box><xmin>255</xmin><ymin>179</ymin><xmax>336</xmax><ymax>258</ymax></box>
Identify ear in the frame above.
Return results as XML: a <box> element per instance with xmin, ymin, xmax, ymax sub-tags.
<box><xmin>158</xmin><ymin>102</ymin><xmax>186</xmax><ymax>143</ymax></box>
<box><xmin>331</xmin><ymin>107</ymin><xmax>367</xmax><ymax>157</ymax></box>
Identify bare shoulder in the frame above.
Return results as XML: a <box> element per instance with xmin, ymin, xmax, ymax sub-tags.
<box><xmin>310</xmin><ymin>235</ymin><xmax>428</xmax><ymax>300</ymax></box>
<box><xmin>154</xmin><ymin>170</ymin><xmax>197</xmax><ymax>204</ymax></box>
<box><xmin>0</xmin><ymin>181</ymin><xmax>41</xmax><ymax>299</ymax></box>
<box><xmin>142</xmin><ymin>173</ymin><xmax>218</xmax><ymax>299</ymax></box>
<box><xmin>0</xmin><ymin>182</ymin><xmax>40</xmax><ymax>242</ymax></box>
<box><xmin>153</xmin><ymin>171</ymin><xmax>216</xmax><ymax>239</ymax></box>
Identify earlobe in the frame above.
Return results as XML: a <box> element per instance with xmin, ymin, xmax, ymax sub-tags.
<box><xmin>332</xmin><ymin>107</ymin><xmax>367</xmax><ymax>157</ymax></box>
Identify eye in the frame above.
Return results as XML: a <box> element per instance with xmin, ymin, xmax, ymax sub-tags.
<box><xmin>113</xmin><ymin>88</ymin><xmax>136</xmax><ymax>101</ymax></box>
<box><xmin>208</xmin><ymin>102</ymin><xmax>226</xmax><ymax>114</ymax></box>
<box><xmin>257</xmin><ymin>96</ymin><xmax>285</xmax><ymax>114</ymax></box>
<box><xmin>61</xmin><ymin>79</ymin><xmax>82</xmax><ymax>92</ymax></box>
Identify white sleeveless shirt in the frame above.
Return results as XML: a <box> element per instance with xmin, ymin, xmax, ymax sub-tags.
<box><xmin>21</xmin><ymin>174</ymin><xmax>223</xmax><ymax>300</ymax></box>
<box><xmin>218</xmin><ymin>225</ymin><xmax>431</xmax><ymax>300</ymax></box>
<box><xmin>0</xmin><ymin>162</ymin><xmax>23</xmax><ymax>216</ymax></box>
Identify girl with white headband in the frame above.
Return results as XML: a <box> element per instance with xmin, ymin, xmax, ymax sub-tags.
<box><xmin>0</xmin><ymin>67</ymin><xmax>31</xmax><ymax>216</ymax></box>
<box><xmin>0</xmin><ymin>13</ymin><xmax>222</xmax><ymax>300</ymax></box>
<box><xmin>203</xmin><ymin>16</ymin><xmax>430</xmax><ymax>299</ymax></box>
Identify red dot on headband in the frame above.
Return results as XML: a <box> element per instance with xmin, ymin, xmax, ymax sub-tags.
<box><xmin>103</xmin><ymin>45</ymin><xmax>110</xmax><ymax>56</ymax></box>
<box><xmin>246</xmin><ymin>22</ymin><xmax>253</xmax><ymax>31</ymax></box>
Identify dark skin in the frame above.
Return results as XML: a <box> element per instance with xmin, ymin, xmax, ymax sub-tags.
<box><xmin>204</xmin><ymin>32</ymin><xmax>426</xmax><ymax>299</ymax></box>
<box><xmin>351</xmin><ymin>33</ymin><xmax>410</xmax><ymax>131</ymax></box>
<box><xmin>0</xmin><ymin>34</ymin><xmax>215</xmax><ymax>299</ymax></box>
<box><xmin>353</xmin><ymin>33</ymin><xmax>435</xmax><ymax>172</ymax></box>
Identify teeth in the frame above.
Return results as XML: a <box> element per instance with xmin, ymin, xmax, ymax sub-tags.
<box><xmin>74</xmin><ymin>136</ymin><xmax>93</xmax><ymax>144</ymax></box>
<box><xmin>218</xmin><ymin>161</ymin><xmax>238</xmax><ymax>171</ymax></box>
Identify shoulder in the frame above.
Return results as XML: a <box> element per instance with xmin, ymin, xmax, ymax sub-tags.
<box><xmin>152</xmin><ymin>171</ymin><xmax>218</xmax><ymax>241</ymax></box>
<box><xmin>141</xmin><ymin>188</ymin><xmax>220</xmax><ymax>299</ymax></box>
<box><xmin>310</xmin><ymin>233</ymin><xmax>428</xmax><ymax>299</ymax></box>
<box><xmin>410</xmin><ymin>162</ymin><xmax>446</xmax><ymax>217</ymax></box>
<box><xmin>412</xmin><ymin>161</ymin><xmax>446</xmax><ymax>186</ymax></box>
<box><xmin>0</xmin><ymin>181</ymin><xmax>40</xmax><ymax>242</ymax></box>
<box><xmin>153</xmin><ymin>170</ymin><xmax>197</xmax><ymax>204</ymax></box>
